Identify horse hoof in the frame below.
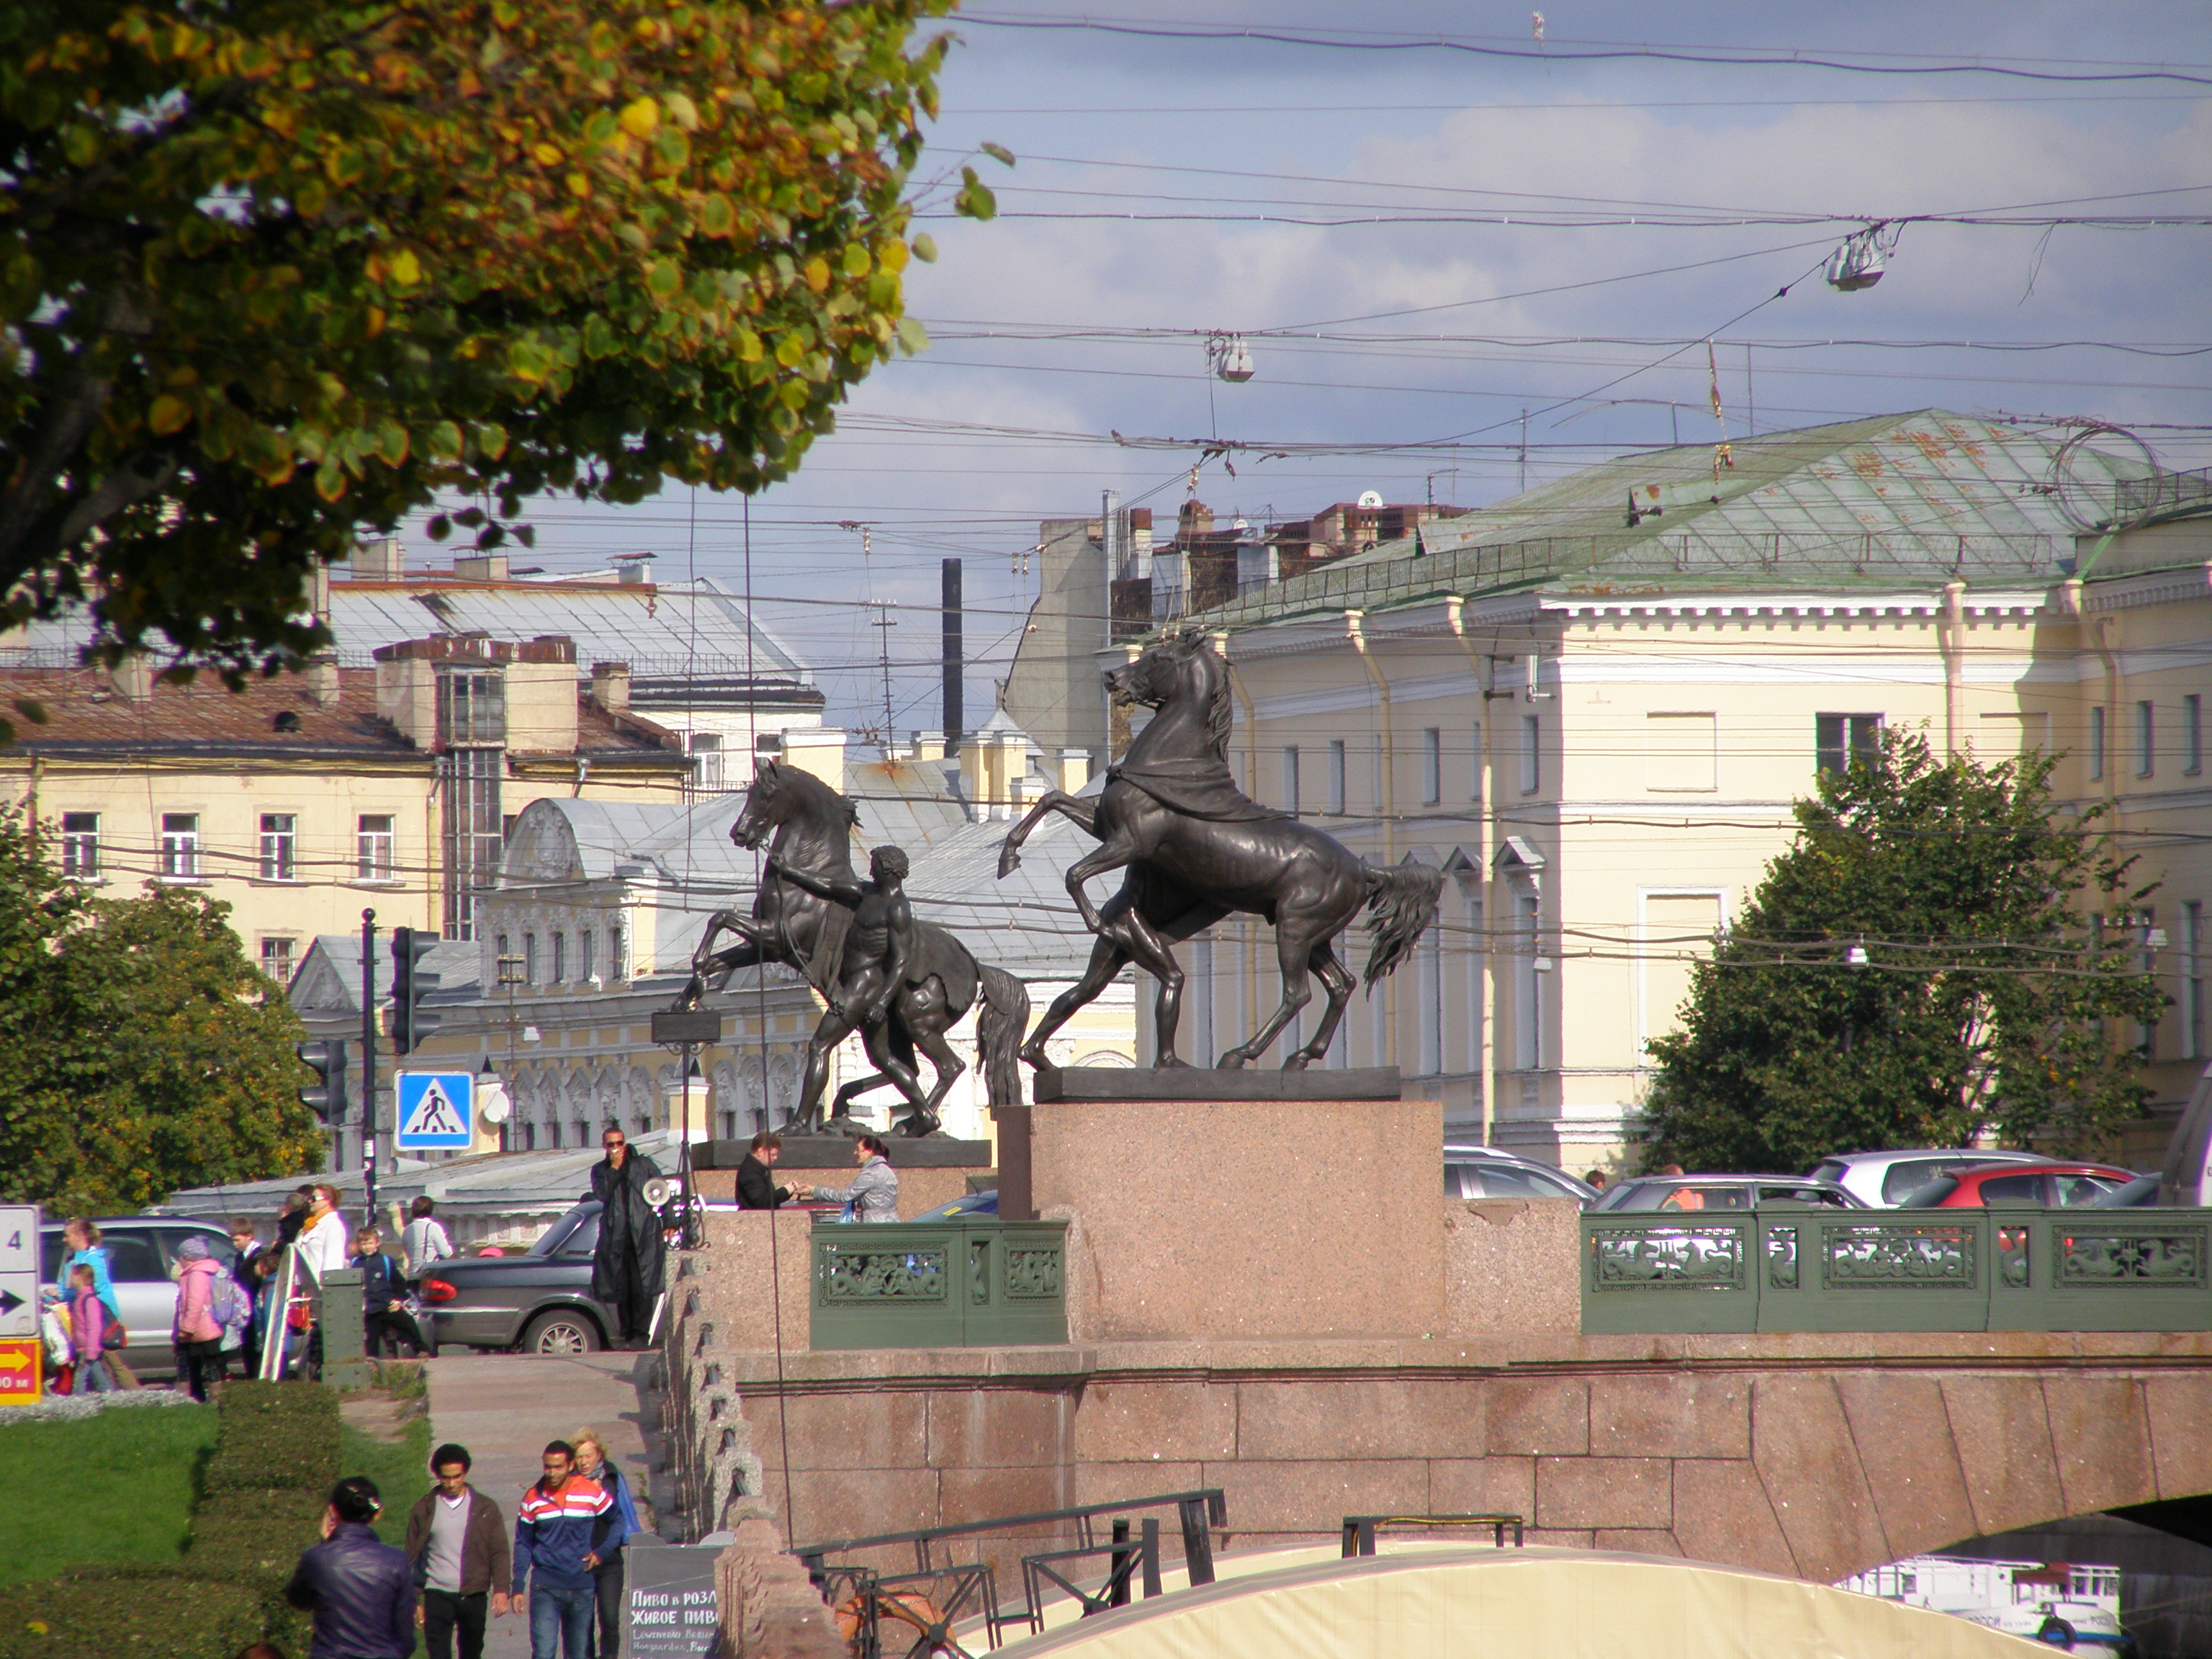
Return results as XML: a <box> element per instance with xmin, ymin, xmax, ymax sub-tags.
<box><xmin>1215</xmin><ymin>1053</ymin><xmax>1253</xmax><ymax>1071</ymax></box>
<box><xmin>997</xmin><ymin>853</ymin><xmax>1021</xmax><ymax>879</ymax></box>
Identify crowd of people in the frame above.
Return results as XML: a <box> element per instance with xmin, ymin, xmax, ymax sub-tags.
<box><xmin>275</xmin><ymin>1426</ymin><xmax>642</xmax><ymax>1659</ymax></box>
<box><xmin>40</xmin><ymin>1188</ymin><xmax>462</xmax><ymax>1398</ymax></box>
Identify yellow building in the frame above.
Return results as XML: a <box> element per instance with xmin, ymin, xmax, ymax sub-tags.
<box><xmin>1156</xmin><ymin>412</ymin><xmax>2209</xmax><ymax>1172</ymax></box>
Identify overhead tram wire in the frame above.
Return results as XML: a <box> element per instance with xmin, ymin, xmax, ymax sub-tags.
<box><xmin>954</xmin><ymin>13</ymin><xmax>2212</xmax><ymax>86</ymax></box>
<box><xmin>943</xmin><ymin>94</ymin><xmax>2211</xmax><ymax>114</ymax></box>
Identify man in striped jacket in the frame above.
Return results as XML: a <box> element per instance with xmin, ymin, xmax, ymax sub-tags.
<box><xmin>513</xmin><ymin>1441</ymin><xmax>616</xmax><ymax>1659</ymax></box>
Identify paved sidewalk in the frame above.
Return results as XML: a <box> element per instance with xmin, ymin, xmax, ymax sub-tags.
<box><xmin>424</xmin><ymin>1352</ymin><xmax>669</xmax><ymax>1658</ymax></box>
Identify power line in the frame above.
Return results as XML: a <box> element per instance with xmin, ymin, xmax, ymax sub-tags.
<box><xmin>956</xmin><ymin>14</ymin><xmax>2212</xmax><ymax>86</ymax></box>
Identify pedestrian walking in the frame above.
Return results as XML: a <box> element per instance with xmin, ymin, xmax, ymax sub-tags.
<box><xmin>585</xmin><ymin>1129</ymin><xmax>665</xmax><ymax>1348</ymax></box>
<box><xmin>570</xmin><ymin>1427</ymin><xmax>641</xmax><ymax>1658</ymax></box>
<box><xmin>796</xmin><ymin>1134</ymin><xmax>899</xmax><ymax>1222</ymax></box>
<box><xmin>66</xmin><ymin>1264</ymin><xmax>117</xmax><ymax>1395</ymax></box>
<box><xmin>60</xmin><ymin>1218</ymin><xmax>134</xmax><ymax>1387</ymax></box>
<box><xmin>283</xmin><ymin>1475</ymin><xmax>416</xmax><ymax>1659</ymax></box>
<box><xmin>401</xmin><ymin>1197</ymin><xmax>455</xmax><ymax>1282</ymax></box>
<box><xmin>295</xmin><ymin>1184</ymin><xmax>352</xmax><ymax>1281</ymax></box>
<box><xmin>171</xmin><ymin>1235</ymin><xmax>228</xmax><ymax>1401</ymax></box>
<box><xmin>352</xmin><ymin>1228</ymin><xmax>411</xmax><ymax>1357</ymax></box>
<box><xmin>405</xmin><ymin>1443</ymin><xmax>513</xmax><ymax>1659</ymax></box>
<box><xmin>736</xmin><ymin>1130</ymin><xmax>793</xmax><ymax>1210</ymax></box>
<box><xmin>513</xmin><ymin>1440</ymin><xmax>617</xmax><ymax>1659</ymax></box>
<box><xmin>228</xmin><ymin>1218</ymin><xmax>267</xmax><ymax>1375</ymax></box>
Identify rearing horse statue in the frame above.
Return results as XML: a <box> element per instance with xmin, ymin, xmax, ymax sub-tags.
<box><xmin>997</xmin><ymin>632</ymin><xmax>1444</xmax><ymax>1070</ymax></box>
<box><xmin>675</xmin><ymin>759</ymin><xmax>1030</xmax><ymax>1133</ymax></box>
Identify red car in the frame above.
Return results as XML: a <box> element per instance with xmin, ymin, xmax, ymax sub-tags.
<box><xmin>1896</xmin><ymin>1161</ymin><xmax>2137</xmax><ymax>1209</ymax></box>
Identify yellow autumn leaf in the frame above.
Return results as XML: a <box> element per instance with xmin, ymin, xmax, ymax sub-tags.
<box><xmin>148</xmin><ymin>395</ymin><xmax>192</xmax><ymax>435</ymax></box>
<box><xmin>531</xmin><ymin>142</ymin><xmax>563</xmax><ymax>166</ymax></box>
<box><xmin>619</xmin><ymin>96</ymin><xmax>659</xmax><ymax>139</ymax></box>
<box><xmin>387</xmin><ymin>248</ymin><xmax>422</xmax><ymax>287</ymax></box>
<box><xmin>802</xmin><ymin>256</ymin><xmax>830</xmax><ymax>292</ymax></box>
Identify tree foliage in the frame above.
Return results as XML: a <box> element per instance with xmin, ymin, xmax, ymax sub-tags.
<box><xmin>0</xmin><ymin>809</ymin><xmax>324</xmax><ymax>1211</ymax></box>
<box><xmin>0</xmin><ymin>0</ymin><xmax>992</xmax><ymax>707</ymax></box>
<box><xmin>1637</xmin><ymin>729</ymin><xmax>2164</xmax><ymax>1173</ymax></box>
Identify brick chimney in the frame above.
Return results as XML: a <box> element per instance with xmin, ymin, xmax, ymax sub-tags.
<box><xmin>590</xmin><ymin>662</ymin><xmax>631</xmax><ymax>716</ymax></box>
<box><xmin>353</xmin><ymin>536</ymin><xmax>405</xmax><ymax>579</ymax></box>
<box><xmin>306</xmin><ymin>655</ymin><xmax>341</xmax><ymax>707</ymax></box>
<box><xmin>112</xmin><ymin>654</ymin><xmax>154</xmax><ymax>702</ymax></box>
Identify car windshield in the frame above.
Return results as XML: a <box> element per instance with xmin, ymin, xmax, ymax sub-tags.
<box><xmin>1898</xmin><ymin>1174</ymin><xmax>1961</xmax><ymax>1207</ymax></box>
<box><xmin>1880</xmin><ymin>1159</ymin><xmax>1959</xmax><ymax>1204</ymax></box>
<box><xmin>2092</xmin><ymin>1174</ymin><xmax>2162</xmax><ymax>1208</ymax></box>
<box><xmin>528</xmin><ymin>1207</ymin><xmax>596</xmax><ymax>1256</ymax></box>
<box><xmin>1807</xmin><ymin>1160</ymin><xmax>1847</xmax><ymax>1186</ymax></box>
<box><xmin>2054</xmin><ymin>1173</ymin><xmax>2128</xmax><ymax>1208</ymax></box>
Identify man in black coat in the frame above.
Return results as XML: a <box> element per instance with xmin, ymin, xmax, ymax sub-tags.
<box><xmin>588</xmin><ymin>1126</ymin><xmax>666</xmax><ymax>1348</ymax></box>
<box><xmin>737</xmin><ymin>1130</ymin><xmax>792</xmax><ymax>1210</ymax></box>
<box><xmin>285</xmin><ymin>1475</ymin><xmax>416</xmax><ymax>1659</ymax></box>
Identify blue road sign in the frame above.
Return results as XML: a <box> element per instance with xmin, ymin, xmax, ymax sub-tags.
<box><xmin>395</xmin><ymin>1071</ymin><xmax>473</xmax><ymax>1149</ymax></box>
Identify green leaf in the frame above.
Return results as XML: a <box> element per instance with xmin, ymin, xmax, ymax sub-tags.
<box><xmin>980</xmin><ymin>141</ymin><xmax>1015</xmax><ymax>167</ymax></box>
<box><xmin>911</xmin><ymin>233</ymin><xmax>938</xmax><ymax>263</ymax></box>
<box><xmin>647</xmin><ymin>261</ymin><xmax>682</xmax><ymax>300</ymax></box>
<box><xmin>894</xmin><ymin>315</ymin><xmax>930</xmax><ymax>355</ymax></box>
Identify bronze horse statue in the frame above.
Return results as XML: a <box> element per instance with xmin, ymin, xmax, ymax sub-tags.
<box><xmin>997</xmin><ymin>632</ymin><xmax>1443</xmax><ymax>1070</ymax></box>
<box><xmin>676</xmin><ymin>759</ymin><xmax>1029</xmax><ymax>1134</ymax></box>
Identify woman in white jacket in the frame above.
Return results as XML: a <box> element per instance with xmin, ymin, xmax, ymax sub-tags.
<box><xmin>293</xmin><ymin>1183</ymin><xmax>352</xmax><ymax>1281</ymax></box>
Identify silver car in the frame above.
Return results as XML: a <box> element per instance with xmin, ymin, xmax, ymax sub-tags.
<box><xmin>1806</xmin><ymin>1148</ymin><xmax>2049</xmax><ymax>1208</ymax></box>
<box><xmin>1444</xmin><ymin>1144</ymin><xmax>1602</xmax><ymax>1205</ymax></box>
<box><xmin>40</xmin><ymin>1217</ymin><xmax>238</xmax><ymax>1380</ymax></box>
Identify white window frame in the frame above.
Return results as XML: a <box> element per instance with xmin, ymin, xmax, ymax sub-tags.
<box><xmin>160</xmin><ymin>813</ymin><xmax>200</xmax><ymax>880</ymax></box>
<box><xmin>356</xmin><ymin>814</ymin><xmax>396</xmax><ymax>881</ymax></box>
<box><xmin>258</xmin><ymin>813</ymin><xmax>297</xmax><ymax>882</ymax></box>
<box><xmin>1420</xmin><ymin>727</ymin><xmax>1442</xmax><ymax>805</ymax></box>
<box><xmin>60</xmin><ymin>812</ymin><xmax>99</xmax><ymax>878</ymax></box>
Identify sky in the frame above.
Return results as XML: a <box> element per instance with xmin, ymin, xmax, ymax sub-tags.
<box><xmin>393</xmin><ymin>1</ymin><xmax>2212</xmax><ymax>739</ymax></box>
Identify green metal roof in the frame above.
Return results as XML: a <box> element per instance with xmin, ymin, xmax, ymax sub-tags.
<box><xmin>1192</xmin><ymin>410</ymin><xmax>2147</xmax><ymax>631</ymax></box>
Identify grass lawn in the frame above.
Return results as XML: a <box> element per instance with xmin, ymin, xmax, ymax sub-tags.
<box><xmin>341</xmin><ymin>1411</ymin><xmax>433</xmax><ymax>1550</ymax></box>
<box><xmin>0</xmin><ymin>1404</ymin><xmax>218</xmax><ymax>1586</ymax></box>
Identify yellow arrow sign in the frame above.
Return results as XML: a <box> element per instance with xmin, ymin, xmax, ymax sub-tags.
<box><xmin>0</xmin><ymin>1349</ymin><xmax>30</xmax><ymax>1372</ymax></box>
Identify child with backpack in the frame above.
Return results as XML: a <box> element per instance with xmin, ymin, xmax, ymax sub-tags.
<box><xmin>68</xmin><ymin>1264</ymin><xmax>119</xmax><ymax>1394</ymax></box>
<box><xmin>172</xmin><ymin>1234</ymin><xmax>232</xmax><ymax>1401</ymax></box>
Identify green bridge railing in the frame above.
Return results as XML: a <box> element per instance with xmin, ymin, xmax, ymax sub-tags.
<box><xmin>811</xmin><ymin>1218</ymin><xmax>1069</xmax><ymax>1349</ymax></box>
<box><xmin>1582</xmin><ymin>1202</ymin><xmax>2211</xmax><ymax>1336</ymax></box>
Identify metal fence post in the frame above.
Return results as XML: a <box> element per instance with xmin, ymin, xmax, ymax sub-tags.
<box><xmin>1179</xmin><ymin>1497</ymin><xmax>1215</xmax><ymax>1586</ymax></box>
<box><xmin>1141</xmin><ymin>1519</ymin><xmax>1161</xmax><ymax>1599</ymax></box>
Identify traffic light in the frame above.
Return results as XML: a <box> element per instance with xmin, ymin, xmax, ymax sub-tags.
<box><xmin>297</xmin><ymin>1039</ymin><xmax>349</xmax><ymax>1123</ymax></box>
<box><xmin>391</xmin><ymin>927</ymin><xmax>442</xmax><ymax>1055</ymax></box>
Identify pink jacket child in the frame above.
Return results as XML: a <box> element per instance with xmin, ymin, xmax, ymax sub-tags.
<box><xmin>69</xmin><ymin>1275</ymin><xmax>112</xmax><ymax>1363</ymax></box>
<box><xmin>174</xmin><ymin>1246</ymin><xmax>224</xmax><ymax>1345</ymax></box>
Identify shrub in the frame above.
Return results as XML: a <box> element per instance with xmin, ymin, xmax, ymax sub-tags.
<box><xmin>0</xmin><ymin>1567</ymin><xmax>264</xmax><ymax>1659</ymax></box>
<box><xmin>203</xmin><ymin>1382</ymin><xmax>340</xmax><ymax>1494</ymax></box>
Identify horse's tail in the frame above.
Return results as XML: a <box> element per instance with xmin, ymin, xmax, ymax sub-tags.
<box><xmin>1361</xmin><ymin>863</ymin><xmax>1446</xmax><ymax>986</ymax></box>
<box><xmin>976</xmin><ymin>963</ymin><xmax>1031</xmax><ymax>1106</ymax></box>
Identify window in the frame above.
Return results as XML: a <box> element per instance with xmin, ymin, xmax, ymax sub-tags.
<box><xmin>2186</xmin><ymin>694</ymin><xmax>2203</xmax><ymax>776</ymax></box>
<box><xmin>580</xmin><ymin>929</ymin><xmax>595</xmax><ymax>984</ymax></box>
<box><xmin>1646</xmin><ymin>713</ymin><xmax>1718</xmax><ymax>792</ymax></box>
<box><xmin>1420</xmin><ymin>728</ymin><xmax>1442</xmax><ymax>805</ymax></box>
<box><xmin>259</xmin><ymin>937</ymin><xmax>296</xmax><ymax>981</ymax></box>
<box><xmin>1978</xmin><ymin>1173</ymin><xmax>2044</xmax><ymax>1204</ymax></box>
<box><xmin>687</xmin><ymin>732</ymin><xmax>724</xmax><ymax>793</ymax></box>
<box><xmin>523</xmin><ymin>932</ymin><xmax>539</xmax><ymax>984</ymax></box>
<box><xmin>1281</xmin><ymin>746</ymin><xmax>1300</xmax><ymax>813</ymax></box>
<box><xmin>1815</xmin><ymin>714</ymin><xmax>1881</xmax><ymax>777</ymax></box>
<box><xmin>1519</xmin><ymin>715</ymin><xmax>1540</xmax><ymax>796</ymax></box>
<box><xmin>2184</xmin><ymin>902</ymin><xmax>2204</xmax><ymax>1063</ymax></box>
<box><xmin>441</xmin><ymin>747</ymin><xmax>503</xmax><ymax>941</ymax></box>
<box><xmin>2090</xmin><ymin>705</ymin><xmax>2106</xmax><ymax>781</ymax></box>
<box><xmin>356</xmin><ymin>814</ymin><xmax>395</xmax><ymax>880</ymax></box>
<box><xmin>437</xmin><ymin>668</ymin><xmax>505</xmax><ymax>745</ymax></box>
<box><xmin>1417</xmin><ymin>925</ymin><xmax>1442</xmax><ymax>1074</ymax></box>
<box><xmin>160</xmin><ymin>813</ymin><xmax>199</xmax><ymax>878</ymax></box>
<box><xmin>2136</xmin><ymin>701</ymin><xmax>2156</xmax><ymax>778</ymax></box>
<box><xmin>552</xmin><ymin>931</ymin><xmax>567</xmax><ymax>984</ymax></box>
<box><xmin>258</xmin><ymin>813</ymin><xmax>297</xmax><ymax>881</ymax></box>
<box><xmin>60</xmin><ymin>812</ymin><xmax>98</xmax><ymax>878</ymax></box>
<box><xmin>1514</xmin><ymin>889</ymin><xmax>1542</xmax><ymax>1068</ymax></box>
<box><xmin>1326</xmin><ymin>740</ymin><xmax>1346</xmax><ymax>816</ymax></box>
<box><xmin>613</xmin><ymin>920</ymin><xmax>630</xmax><ymax>982</ymax></box>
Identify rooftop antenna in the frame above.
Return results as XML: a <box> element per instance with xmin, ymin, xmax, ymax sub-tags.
<box><xmin>873</xmin><ymin>603</ymin><xmax>898</xmax><ymax>758</ymax></box>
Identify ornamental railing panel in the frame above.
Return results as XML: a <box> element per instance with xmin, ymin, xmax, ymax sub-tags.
<box><xmin>1583</xmin><ymin>1203</ymin><xmax>2212</xmax><ymax>1336</ymax></box>
<box><xmin>811</xmin><ymin>1218</ymin><xmax>1069</xmax><ymax>1349</ymax></box>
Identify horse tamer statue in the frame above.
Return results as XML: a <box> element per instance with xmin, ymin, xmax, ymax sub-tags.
<box><xmin>997</xmin><ymin>631</ymin><xmax>1444</xmax><ymax>1071</ymax></box>
<box><xmin>675</xmin><ymin>760</ymin><xmax>1029</xmax><ymax>1135</ymax></box>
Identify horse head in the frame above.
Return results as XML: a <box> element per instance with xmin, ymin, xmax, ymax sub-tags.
<box><xmin>730</xmin><ymin>755</ymin><xmax>861</xmax><ymax>864</ymax></box>
<box><xmin>1107</xmin><ymin>633</ymin><xmax>1231</xmax><ymax>759</ymax></box>
<box><xmin>728</xmin><ymin>760</ymin><xmax>785</xmax><ymax>850</ymax></box>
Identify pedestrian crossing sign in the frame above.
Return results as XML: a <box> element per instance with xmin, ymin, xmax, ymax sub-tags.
<box><xmin>396</xmin><ymin>1071</ymin><xmax>474</xmax><ymax>1149</ymax></box>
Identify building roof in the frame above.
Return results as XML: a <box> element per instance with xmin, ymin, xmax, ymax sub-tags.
<box><xmin>3</xmin><ymin>570</ymin><xmax>819</xmax><ymax>703</ymax></box>
<box><xmin>291</xmin><ymin>934</ymin><xmax>484</xmax><ymax>1015</ymax></box>
<box><xmin>0</xmin><ymin>666</ymin><xmax>685</xmax><ymax>763</ymax></box>
<box><xmin>1189</xmin><ymin>410</ymin><xmax>2159</xmax><ymax>631</ymax></box>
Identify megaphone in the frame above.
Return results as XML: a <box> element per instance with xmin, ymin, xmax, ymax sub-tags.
<box><xmin>642</xmin><ymin>1177</ymin><xmax>675</xmax><ymax>1208</ymax></box>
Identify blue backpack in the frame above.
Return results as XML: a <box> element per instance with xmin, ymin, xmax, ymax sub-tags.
<box><xmin>210</xmin><ymin>1273</ymin><xmax>251</xmax><ymax>1331</ymax></box>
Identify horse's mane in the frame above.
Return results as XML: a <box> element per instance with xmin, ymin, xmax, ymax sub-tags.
<box><xmin>1204</xmin><ymin>652</ymin><xmax>1233</xmax><ymax>759</ymax></box>
<box><xmin>764</xmin><ymin>759</ymin><xmax>861</xmax><ymax>829</ymax></box>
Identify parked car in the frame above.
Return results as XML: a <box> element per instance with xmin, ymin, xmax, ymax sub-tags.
<box><xmin>415</xmin><ymin>1201</ymin><xmax>624</xmax><ymax>1354</ymax></box>
<box><xmin>1805</xmin><ymin>1148</ymin><xmax>2050</xmax><ymax>1208</ymax></box>
<box><xmin>1444</xmin><ymin>1145</ymin><xmax>1602</xmax><ymax>1205</ymax></box>
<box><xmin>39</xmin><ymin>1216</ymin><xmax>236</xmax><ymax>1380</ymax></box>
<box><xmin>912</xmin><ymin>1191</ymin><xmax>999</xmax><ymax>1223</ymax></box>
<box><xmin>1590</xmin><ymin>1174</ymin><xmax>1866</xmax><ymax>1213</ymax></box>
<box><xmin>1894</xmin><ymin>1162</ymin><xmax>2137</xmax><ymax>1209</ymax></box>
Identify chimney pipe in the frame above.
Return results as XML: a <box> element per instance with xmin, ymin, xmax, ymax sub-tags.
<box><xmin>354</xmin><ymin>536</ymin><xmax>405</xmax><ymax>579</ymax></box>
<box><xmin>113</xmin><ymin>655</ymin><xmax>154</xmax><ymax>703</ymax></box>
<box><xmin>590</xmin><ymin>661</ymin><xmax>631</xmax><ymax>716</ymax></box>
<box><xmin>941</xmin><ymin>557</ymin><xmax>963</xmax><ymax>757</ymax></box>
<box><xmin>306</xmin><ymin>656</ymin><xmax>341</xmax><ymax>707</ymax></box>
